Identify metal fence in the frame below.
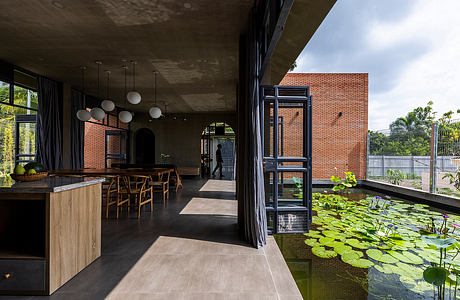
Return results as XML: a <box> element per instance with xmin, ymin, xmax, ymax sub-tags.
<box><xmin>367</xmin><ymin>119</ymin><xmax>460</xmax><ymax>197</ymax></box>
<box><xmin>368</xmin><ymin>156</ymin><xmax>457</xmax><ymax>177</ymax></box>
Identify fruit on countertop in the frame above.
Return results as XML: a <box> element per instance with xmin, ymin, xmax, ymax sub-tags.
<box><xmin>14</xmin><ymin>164</ymin><xmax>26</xmax><ymax>175</ymax></box>
<box><xmin>24</xmin><ymin>162</ymin><xmax>46</xmax><ymax>173</ymax></box>
<box><xmin>27</xmin><ymin>169</ymin><xmax>37</xmax><ymax>175</ymax></box>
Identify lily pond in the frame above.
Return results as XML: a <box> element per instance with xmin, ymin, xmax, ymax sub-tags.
<box><xmin>274</xmin><ymin>188</ymin><xmax>460</xmax><ymax>300</ymax></box>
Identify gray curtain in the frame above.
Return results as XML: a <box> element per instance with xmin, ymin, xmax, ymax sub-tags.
<box><xmin>36</xmin><ymin>77</ymin><xmax>63</xmax><ymax>170</ymax></box>
<box><xmin>237</xmin><ymin>10</ymin><xmax>267</xmax><ymax>248</ymax></box>
<box><xmin>70</xmin><ymin>89</ymin><xmax>84</xmax><ymax>169</ymax></box>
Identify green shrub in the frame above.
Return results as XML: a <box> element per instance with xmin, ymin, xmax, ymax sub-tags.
<box><xmin>385</xmin><ymin>169</ymin><xmax>404</xmax><ymax>185</ymax></box>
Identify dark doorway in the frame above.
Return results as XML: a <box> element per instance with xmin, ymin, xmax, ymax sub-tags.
<box><xmin>135</xmin><ymin>128</ymin><xmax>155</xmax><ymax>164</ymax></box>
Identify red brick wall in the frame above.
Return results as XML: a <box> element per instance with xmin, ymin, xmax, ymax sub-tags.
<box><xmin>279</xmin><ymin>73</ymin><xmax>368</xmax><ymax>179</ymax></box>
<box><xmin>84</xmin><ymin>121</ymin><xmax>128</xmax><ymax>169</ymax></box>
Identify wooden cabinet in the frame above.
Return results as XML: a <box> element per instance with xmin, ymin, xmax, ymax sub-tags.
<box><xmin>0</xmin><ymin>260</ymin><xmax>45</xmax><ymax>292</ymax></box>
<box><xmin>0</xmin><ymin>181</ymin><xmax>102</xmax><ymax>295</ymax></box>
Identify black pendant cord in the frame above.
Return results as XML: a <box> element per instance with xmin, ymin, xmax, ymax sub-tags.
<box><xmin>106</xmin><ymin>71</ymin><xmax>110</xmax><ymax>99</ymax></box>
<box><xmin>81</xmin><ymin>66</ymin><xmax>86</xmax><ymax>108</ymax></box>
<box><xmin>132</xmin><ymin>61</ymin><xmax>136</xmax><ymax>90</ymax></box>
<box><xmin>124</xmin><ymin>66</ymin><xmax>127</xmax><ymax>108</ymax></box>
<box><xmin>97</xmin><ymin>62</ymin><xmax>100</xmax><ymax>98</ymax></box>
<box><xmin>154</xmin><ymin>71</ymin><xmax>157</xmax><ymax>106</ymax></box>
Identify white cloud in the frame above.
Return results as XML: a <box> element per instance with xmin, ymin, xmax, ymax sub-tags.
<box><xmin>294</xmin><ymin>0</ymin><xmax>460</xmax><ymax>130</ymax></box>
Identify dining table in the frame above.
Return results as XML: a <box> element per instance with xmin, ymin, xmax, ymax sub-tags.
<box><xmin>48</xmin><ymin>167</ymin><xmax>174</xmax><ymax>179</ymax></box>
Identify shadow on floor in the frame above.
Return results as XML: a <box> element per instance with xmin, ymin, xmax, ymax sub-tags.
<box><xmin>5</xmin><ymin>179</ymin><xmax>251</xmax><ymax>300</ymax></box>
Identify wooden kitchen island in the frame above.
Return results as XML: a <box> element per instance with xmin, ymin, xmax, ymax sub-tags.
<box><xmin>0</xmin><ymin>176</ymin><xmax>104</xmax><ymax>295</ymax></box>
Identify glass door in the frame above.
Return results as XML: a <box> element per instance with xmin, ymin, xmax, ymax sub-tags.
<box><xmin>105</xmin><ymin>130</ymin><xmax>128</xmax><ymax>168</ymax></box>
<box><xmin>261</xmin><ymin>85</ymin><xmax>312</xmax><ymax>234</ymax></box>
<box><xmin>15</xmin><ymin>114</ymin><xmax>37</xmax><ymax>164</ymax></box>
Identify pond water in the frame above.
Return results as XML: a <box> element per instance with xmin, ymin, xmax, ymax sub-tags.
<box><xmin>274</xmin><ymin>188</ymin><xmax>460</xmax><ymax>300</ymax></box>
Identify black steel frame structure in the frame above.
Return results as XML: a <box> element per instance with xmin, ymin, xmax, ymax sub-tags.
<box><xmin>260</xmin><ymin>85</ymin><xmax>312</xmax><ymax>234</ymax></box>
<box><xmin>105</xmin><ymin>130</ymin><xmax>128</xmax><ymax>168</ymax></box>
<box><xmin>14</xmin><ymin>114</ymin><xmax>37</xmax><ymax>164</ymax></box>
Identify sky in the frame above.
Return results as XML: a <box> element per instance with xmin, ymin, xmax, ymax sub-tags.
<box><xmin>292</xmin><ymin>0</ymin><xmax>460</xmax><ymax>130</ymax></box>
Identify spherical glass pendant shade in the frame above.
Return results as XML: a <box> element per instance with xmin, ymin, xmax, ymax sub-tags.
<box><xmin>90</xmin><ymin>107</ymin><xmax>106</xmax><ymax>121</ymax></box>
<box><xmin>127</xmin><ymin>91</ymin><xmax>141</xmax><ymax>104</ymax></box>
<box><xmin>101</xmin><ymin>100</ymin><xmax>115</xmax><ymax>112</ymax></box>
<box><xmin>76</xmin><ymin>109</ymin><xmax>91</xmax><ymax>121</ymax></box>
<box><xmin>149</xmin><ymin>106</ymin><xmax>162</xmax><ymax>119</ymax></box>
<box><xmin>119</xmin><ymin>110</ymin><xmax>133</xmax><ymax>123</ymax></box>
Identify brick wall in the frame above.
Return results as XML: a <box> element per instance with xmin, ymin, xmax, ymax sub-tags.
<box><xmin>279</xmin><ymin>73</ymin><xmax>368</xmax><ymax>179</ymax></box>
<box><xmin>84</xmin><ymin>120</ymin><xmax>128</xmax><ymax>169</ymax></box>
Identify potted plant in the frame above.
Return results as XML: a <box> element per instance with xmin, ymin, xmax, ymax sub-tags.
<box><xmin>160</xmin><ymin>153</ymin><xmax>171</xmax><ymax>165</ymax></box>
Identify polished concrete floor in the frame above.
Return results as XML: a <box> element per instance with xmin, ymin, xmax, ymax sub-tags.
<box><xmin>3</xmin><ymin>179</ymin><xmax>301</xmax><ymax>300</ymax></box>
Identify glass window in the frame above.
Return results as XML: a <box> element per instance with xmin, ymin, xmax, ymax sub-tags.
<box><xmin>0</xmin><ymin>103</ymin><xmax>37</xmax><ymax>177</ymax></box>
<box><xmin>17</xmin><ymin>119</ymin><xmax>36</xmax><ymax>163</ymax></box>
<box><xmin>14</xmin><ymin>85</ymin><xmax>38</xmax><ymax>111</ymax></box>
<box><xmin>0</xmin><ymin>81</ymin><xmax>9</xmax><ymax>103</ymax></box>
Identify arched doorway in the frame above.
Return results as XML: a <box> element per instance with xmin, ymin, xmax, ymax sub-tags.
<box><xmin>135</xmin><ymin>128</ymin><xmax>155</xmax><ymax>164</ymax></box>
<box><xmin>201</xmin><ymin>122</ymin><xmax>235</xmax><ymax>178</ymax></box>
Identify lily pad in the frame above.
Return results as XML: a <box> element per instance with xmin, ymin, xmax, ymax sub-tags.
<box><xmin>304</xmin><ymin>238</ymin><xmax>321</xmax><ymax>247</ymax></box>
<box><xmin>387</xmin><ymin>250</ymin><xmax>424</xmax><ymax>265</ymax></box>
<box><xmin>311</xmin><ymin>246</ymin><xmax>337</xmax><ymax>258</ymax></box>
<box><xmin>341</xmin><ymin>250</ymin><xmax>374</xmax><ymax>268</ymax></box>
<box><xmin>346</xmin><ymin>238</ymin><xmax>371</xmax><ymax>249</ymax></box>
<box><xmin>334</xmin><ymin>244</ymin><xmax>352</xmax><ymax>255</ymax></box>
<box><xmin>366</xmin><ymin>249</ymin><xmax>398</xmax><ymax>264</ymax></box>
<box><xmin>322</xmin><ymin>230</ymin><xmax>346</xmax><ymax>239</ymax></box>
<box><xmin>319</xmin><ymin>237</ymin><xmax>335</xmax><ymax>246</ymax></box>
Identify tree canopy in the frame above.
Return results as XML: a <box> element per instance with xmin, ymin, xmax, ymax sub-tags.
<box><xmin>369</xmin><ymin>101</ymin><xmax>460</xmax><ymax>156</ymax></box>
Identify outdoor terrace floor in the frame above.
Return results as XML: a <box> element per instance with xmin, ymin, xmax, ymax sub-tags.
<box><xmin>4</xmin><ymin>179</ymin><xmax>301</xmax><ymax>300</ymax></box>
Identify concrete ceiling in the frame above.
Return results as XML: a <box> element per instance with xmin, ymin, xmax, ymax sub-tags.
<box><xmin>0</xmin><ymin>0</ymin><xmax>336</xmax><ymax>113</ymax></box>
<box><xmin>0</xmin><ymin>0</ymin><xmax>253</xmax><ymax>113</ymax></box>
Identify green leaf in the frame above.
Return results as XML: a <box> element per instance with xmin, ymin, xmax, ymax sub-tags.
<box><xmin>423</xmin><ymin>267</ymin><xmax>447</xmax><ymax>286</ymax></box>
<box><xmin>387</xmin><ymin>250</ymin><xmax>424</xmax><ymax>265</ymax></box>
<box><xmin>319</xmin><ymin>237</ymin><xmax>335</xmax><ymax>247</ymax></box>
<box><xmin>341</xmin><ymin>250</ymin><xmax>363</xmax><ymax>261</ymax></box>
<box><xmin>311</xmin><ymin>246</ymin><xmax>337</xmax><ymax>258</ymax></box>
<box><xmin>334</xmin><ymin>244</ymin><xmax>352</xmax><ymax>255</ymax></box>
<box><xmin>304</xmin><ymin>238</ymin><xmax>321</xmax><ymax>247</ymax></box>
<box><xmin>366</xmin><ymin>249</ymin><xmax>398</xmax><ymax>264</ymax></box>
<box><xmin>346</xmin><ymin>238</ymin><xmax>371</xmax><ymax>250</ymax></box>
<box><xmin>330</xmin><ymin>175</ymin><xmax>341</xmax><ymax>183</ymax></box>
<box><xmin>303</xmin><ymin>230</ymin><xmax>323</xmax><ymax>239</ymax></box>
<box><xmin>421</xmin><ymin>236</ymin><xmax>457</xmax><ymax>249</ymax></box>
<box><xmin>341</xmin><ymin>250</ymin><xmax>374</xmax><ymax>268</ymax></box>
<box><xmin>322</xmin><ymin>230</ymin><xmax>346</xmax><ymax>239</ymax></box>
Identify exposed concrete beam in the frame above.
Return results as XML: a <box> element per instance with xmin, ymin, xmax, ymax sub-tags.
<box><xmin>270</xmin><ymin>0</ymin><xmax>336</xmax><ymax>84</ymax></box>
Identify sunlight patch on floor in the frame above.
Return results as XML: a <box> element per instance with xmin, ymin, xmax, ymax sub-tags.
<box><xmin>179</xmin><ymin>197</ymin><xmax>237</xmax><ymax>216</ymax></box>
<box><xmin>199</xmin><ymin>179</ymin><xmax>236</xmax><ymax>192</ymax></box>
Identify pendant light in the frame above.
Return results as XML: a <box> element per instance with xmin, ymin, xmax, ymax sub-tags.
<box><xmin>126</xmin><ymin>60</ymin><xmax>141</xmax><ymax>104</ymax></box>
<box><xmin>119</xmin><ymin>65</ymin><xmax>133</xmax><ymax>123</ymax></box>
<box><xmin>149</xmin><ymin>71</ymin><xmax>162</xmax><ymax>119</ymax></box>
<box><xmin>90</xmin><ymin>61</ymin><xmax>106</xmax><ymax>121</ymax></box>
<box><xmin>101</xmin><ymin>70</ymin><xmax>115</xmax><ymax>112</ymax></box>
<box><xmin>76</xmin><ymin>66</ymin><xmax>91</xmax><ymax>121</ymax></box>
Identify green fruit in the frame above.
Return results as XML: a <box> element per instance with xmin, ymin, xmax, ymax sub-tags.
<box><xmin>14</xmin><ymin>165</ymin><xmax>26</xmax><ymax>175</ymax></box>
<box><xmin>24</xmin><ymin>162</ymin><xmax>46</xmax><ymax>173</ymax></box>
<box><xmin>27</xmin><ymin>169</ymin><xmax>37</xmax><ymax>175</ymax></box>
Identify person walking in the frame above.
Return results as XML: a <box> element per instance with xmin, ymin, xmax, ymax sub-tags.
<box><xmin>212</xmin><ymin>144</ymin><xmax>224</xmax><ymax>178</ymax></box>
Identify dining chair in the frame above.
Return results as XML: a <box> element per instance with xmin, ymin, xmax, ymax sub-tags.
<box><xmin>151</xmin><ymin>171</ymin><xmax>170</xmax><ymax>204</ymax></box>
<box><xmin>171</xmin><ymin>168</ymin><xmax>183</xmax><ymax>192</ymax></box>
<box><xmin>119</xmin><ymin>175</ymin><xmax>153</xmax><ymax>218</ymax></box>
<box><xmin>103</xmin><ymin>176</ymin><xmax>119</xmax><ymax>218</ymax></box>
